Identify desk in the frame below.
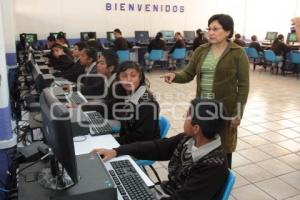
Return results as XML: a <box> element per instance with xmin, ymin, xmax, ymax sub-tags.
<box><xmin>73</xmin><ymin>134</ymin><xmax>154</xmax><ymax>187</ymax></box>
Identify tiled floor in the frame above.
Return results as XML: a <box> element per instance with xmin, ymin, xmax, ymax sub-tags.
<box><xmin>145</xmin><ymin>66</ymin><xmax>300</xmax><ymax>200</ymax></box>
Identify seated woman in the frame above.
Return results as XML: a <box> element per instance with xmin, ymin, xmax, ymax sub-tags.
<box><xmin>145</xmin><ymin>32</ymin><xmax>166</xmax><ymax>71</ymax></box>
<box><xmin>92</xmin><ymin>98</ymin><xmax>228</xmax><ymax>199</ymax></box>
<box><xmin>111</xmin><ymin>61</ymin><xmax>160</xmax><ymax>145</ymax></box>
<box><xmin>271</xmin><ymin>34</ymin><xmax>291</xmax><ymax>71</ymax></box>
<box><xmin>49</xmin><ymin>43</ymin><xmax>74</xmax><ymax>71</ymax></box>
<box><xmin>169</xmin><ymin>32</ymin><xmax>186</xmax><ymax>71</ymax></box>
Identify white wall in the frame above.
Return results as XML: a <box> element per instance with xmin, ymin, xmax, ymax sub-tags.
<box><xmin>14</xmin><ymin>0</ymin><xmax>300</xmax><ymax>41</ymax></box>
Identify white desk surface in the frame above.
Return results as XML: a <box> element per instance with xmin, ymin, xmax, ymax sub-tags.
<box><xmin>73</xmin><ymin>134</ymin><xmax>154</xmax><ymax>187</ymax></box>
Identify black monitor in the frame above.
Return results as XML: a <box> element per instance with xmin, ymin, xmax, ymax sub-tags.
<box><xmin>287</xmin><ymin>32</ymin><xmax>297</xmax><ymax>43</ymax></box>
<box><xmin>183</xmin><ymin>31</ymin><xmax>195</xmax><ymax>42</ymax></box>
<box><xmin>134</xmin><ymin>31</ymin><xmax>149</xmax><ymax>42</ymax></box>
<box><xmin>80</xmin><ymin>32</ymin><xmax>96</xmax><ymax>41</ymax></box>
<box><xmin>161</xmin><ymin>30</ymin><xmax>174</xmax><ymax>41</ymax></box>
<box><xmin>20</xmin><ymin>33</ymin><xmax>38</xmax><ymax>44</ymax></box>
<box><xmin>50</xmin><ymin>32</ymin><xmax>59</xmax><ymax>39</ymax></box>
<box><xmin>265</xmin><ymin>32</ymin><xmax>278</xmax><ymax>41</ymax></box>
<box><xmin>40</xmin><ymin>88</ymin><xmax>78</xmax><ymax>190</ymax></box>
<box><xmin>106</xmin><ymin>32</ymin><xmax>115</xmax><ymax>42</ymax></box>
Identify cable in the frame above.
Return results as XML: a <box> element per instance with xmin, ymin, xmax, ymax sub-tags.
<box><xmin>73</xmin><ymin>135</ymin><xmax>87</xmax><ymax>142</ymax></box>
<box><xmin>17</xmin><ymin>150</ymin><xmax>51</xmax><ymax>175</ymax></box>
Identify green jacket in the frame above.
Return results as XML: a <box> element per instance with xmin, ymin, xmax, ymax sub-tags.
<box><xmin>174</xmin><ymin>41</ymin><xmax>249</xmax><ymax>152</ymax></box>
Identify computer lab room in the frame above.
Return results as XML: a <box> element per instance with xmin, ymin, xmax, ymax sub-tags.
<box><xmin>1</xmin><ymin>0</ymin><xmax>300</xmax><ymax>200</ymax></box>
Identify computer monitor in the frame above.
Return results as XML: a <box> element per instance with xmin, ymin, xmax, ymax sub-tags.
<box><xmin>50</xmin><ymin>32</ymin><xmax>59</xmax><ymax>38</ymax></box>
<box><xmin>106</xmin><ymin>32</ymin><xmax>115</xmax><ymax>42</ymax></box>
<box><xmin>161</xmin><ymin>31</ymin><xmax>174</xmax><ymax>41</ymax></box>
<box><xmin>183</xmin><ymin>31</ymin><xmax>195</xmax><ymax>42</ymax></box>
<box><xmin>287</xmin><ymin>32</ymin><xmax>297</xmax><ymax>43</ymax></box>
<box><xmin>265</xmin><ymin>32</ymin><xmax>278</xmax><ymax>41</ymax></box>
<box><xmin>134</xmin><ymin>31</ymin><xmax>149</xmax><ymax>42</ymax></box>
<box><xmin>40</xmin><ymin>88</ymin><xmax>78</xmax><ymax>190</ymax></box>
<box><xmin>80</xmin><ymin>32</ymin><xmax>96</xmax><ymax>41</ymax></box>
<box><xmin>20</xmin><ymin>33</ymin><xmax>37</xmax><ymax>44</ymax></box>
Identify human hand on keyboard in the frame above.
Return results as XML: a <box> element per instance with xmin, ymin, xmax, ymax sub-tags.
<box><xmin>91</xmin><ymin>148</ymin><xmax>117</xmax><ymax>162</ymax></box>
<box><xmin>65</xmin><ymin>103</ymin><xmax>78</xmax><ymax>108</ymax></box>
<box><xmin>62</xmin><ymin>84</ymin><xmax>73</xmax><ymax>92</ymax></box>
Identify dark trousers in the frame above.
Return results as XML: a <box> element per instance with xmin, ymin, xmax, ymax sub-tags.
<box><xmin>226</xmin><ymin>153</ymin><xmax>232</xmax><ymax>169</ymax></box>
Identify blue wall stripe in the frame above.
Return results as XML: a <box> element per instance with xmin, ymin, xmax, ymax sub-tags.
<box><xmin>5</xmin><ymin>53</ymin><xmax>17</xmax><ymax>66</ymax></box>
<box><xmin>0</xmin><ymin>107</ymin><xmax>12</xmax><ymax>140</ymax></box>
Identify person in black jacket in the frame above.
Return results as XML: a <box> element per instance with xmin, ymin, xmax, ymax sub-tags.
<box><xmin>86</xmin><ymin>32</ymin><xmax>104</xmax><ymax>51</ymax></box>
<box><xmin>145</xmin><ymin>32</ymin><xmax>166</xmax><ymax>70</ymax></box>
<box><xmin>113</xmin><ymin>28</ymin><xmax>131</xmax><ymax>51</ymax></box>
<box><xmin>56</xmin><ymin>31</ymin><xmax>70</xmax><ymax>48</ymax></box>
<box><xmin>109</xmin><ymin>61</ymin><xmax>160</xmax><ymax>144</ymax></box>
<box><xmin>271</xmin><ymin>34</ymin><xmax>290</xmax><ymax>71</ymax></box>
<box><xmin>63</xmin><ymin>47</ymin><xmax>97</xmax><ymax>95</ymax></box>
<box><xmin>54</xmin><ymin>42</ymin><xmax>87</xmax><ymax>82</ymax></box>
<box><xmin>92</xmin><ymin>98</ymin><xmax>228</xmax><ymax>200</ymax></box>
<box><xmin>233</xmin><ymin>33</ymin><xmax>246</xmax><ymax>47</ymax></box>
<box><xmin>49</xmin><ymin>43</ymin><xmax>74</xmax><ymax>71</ymax></box>
<box><xmin>192</xmin><ymin>29</ymin><xmax>208</xmax><ymax>51</ymax></box>
<box><xmin>82</xmin><ymin>49</ymin><xmax>119</xmax><ymax>99</ymax></box>
<box><xmin>169</xmin><ymin>32</ymin><xmax>186</xmax><ymax>70</ymax></box>
<box><xmin>249</xmin><ymin>35</ymin><xmax>263</xmax><ymax>54</ymax></box>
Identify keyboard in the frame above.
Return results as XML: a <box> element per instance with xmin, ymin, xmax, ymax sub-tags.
<box><xmin>109</xmin><ymin>160</ymin><xmax>156</xmax><ymax>200</ymax></box>
<box><xmin>84</xmin><ymin>111</ymin><xmax>113</xmax><ymax>136</ymax></box>
<box><xmin>54</xmin><ymin>77</ymin><xmax>73</xmax><ymax>86</ymax></box>
<box><xmin>66</xmin><ymin>92</ymin><xmax>87</xmax><ymax>104</ymax></box>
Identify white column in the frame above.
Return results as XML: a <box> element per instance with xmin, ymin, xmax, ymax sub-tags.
<box><xmin>0</xmin><ymin>0</ymin><xmax>16</xmax><ymax>149</ymax></box>
<box><xmin>1</xmin><ymin>0</ymin><xmax>17</xmax><ymax>67</ymax></box>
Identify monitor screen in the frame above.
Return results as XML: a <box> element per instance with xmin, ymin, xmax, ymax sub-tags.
<box><xmin>106</xmin><ymin>32</ymin><xmax>115</xmax><ymax>42</ymax></box>
<box><xmin>134</xmin><ymin>31</ymin><xmax>149</xmax><ymax>42</ymax></box>
<box><xmin>50</xmin><ymin>32</ymin><xmax>59</xmax><ymax>38</ymax></box>
<box><xmin>24</xmin><ymin>34</ymin><xmax>38</xmax><ymax>44</ymax></box>
<box><xmin>81</xmin><ymin>32</ymin><xmax>96</xmax><ymax>41</ymax></box>
<box><xmin>287</xmin><ymin>32</ymin><xmax>297</xmax><ymax>43</ymax></box>
<box><xmin>40</xmin><ymin>88</ymin><xmax>79</xmax><ymax>186</ymax></box>
<box><xmin>183</xmin><ymin>31</ymin><xmax>195</xmax><ymax>41</ymax></box>
<box><xmin>161</xmin><ymin>31</ymin><xmax>174</xmax><ymax>40</ymax></box>
<box><xmin>265</xmin><ymin>32</ymin><xmax>278</xmax><ymax>41</ymax></box>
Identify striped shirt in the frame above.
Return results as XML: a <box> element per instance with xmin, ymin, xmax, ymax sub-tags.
<box><xmin>200</xmin><ymin>50</ymin><xmax>219</xmax><ymax>99</ymax></box>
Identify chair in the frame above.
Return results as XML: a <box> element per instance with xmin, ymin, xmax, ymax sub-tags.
<box><xmin>243</xmin><ymin>47</ymin><xmax>249</xmax><ymax>55</ymax></box>
<box><xmin>149</xmin><ymin>49</ymin><xmax>164</xmax><ymax>61</ymax></box>
<box><xmin>219</xmin><ymin>170</ymin><xmax>236</xmax><ymax>200</ymax></box>
<box><xmin>247</xmin><ymin>47</ymin><xmax>262</xmax><ymax>71</ymax></box>
<box><xmin>170</xmin><ymin>48</ymin><xmax>186</xmax><ymax>68</ymax></box>
<box><xmin>135</xmin><ymin>115</ymin><xmax>170</xmax><ymax>183</ymax></box>
<box><xmin>117</xmin><ymin>50</ymin><xmax>130</xmax><ymax>64</ymax></box>
<box><xmin>289</xmin><ymin>50</ymin><xmax>300</xmax><ymax>78</ymax></box>
<box><xmin>263</xmin><ymin>50</ymin><xmax>282</xmax><ymax>74</ymax></box>
<box><xmin>146</xmin><ymin>49</ymin><xmax>165</xmax><ymax>71</ymax></box>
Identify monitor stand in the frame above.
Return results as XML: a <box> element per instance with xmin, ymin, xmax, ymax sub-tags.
<box><xmin>37</xmin><ymin>157</ymin><xmax>78</xmax><ymax>190</ymax></box>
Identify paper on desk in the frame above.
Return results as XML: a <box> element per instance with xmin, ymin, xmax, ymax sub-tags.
<box><xmin>74</xmin><ymin>134</ymin><xmax>120</xmax><ymax>155</ymax></box>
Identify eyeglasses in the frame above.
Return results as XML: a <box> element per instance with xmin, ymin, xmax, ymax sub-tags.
<box><xmin>206</xmin><ymin>27</ymin><xmax>223</xmax><ymax>32</ymax></box>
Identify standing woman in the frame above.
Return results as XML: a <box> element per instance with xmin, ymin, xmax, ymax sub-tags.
<box><xmin>162</xmin><ymin>14</ymin><xmax>249</xmax><ymax>168</ymax></box>
<box><xmin>112</xmin><ymin>61</ymin><xmax>160</xmax><ymax>145</ymax></box>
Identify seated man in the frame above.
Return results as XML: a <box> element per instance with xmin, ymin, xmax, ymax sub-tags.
<box><xmin>92</xmin><ymin>98</ymin><xmax>228</xmax><ymax>200</ymax></box>
<box><xmin>113</xmin><ymin>28</ymin><xmax>131</xmax><ymax>51</ymax></box>
<box><xmin>49</xmin><ymin>43</ymin><xmax>74</xmax><ymax>71</ymax></box>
